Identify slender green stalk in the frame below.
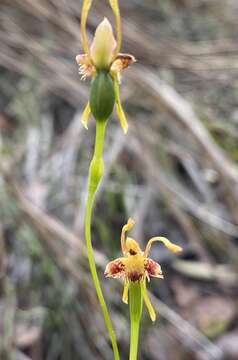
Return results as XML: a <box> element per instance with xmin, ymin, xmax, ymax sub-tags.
<box><xmin>129</xmin><ymin>282</ymin><xmax>143</xmax><ymax>360</ymax></box>
<box><xmin>85</xmin><ymin>120</ymin><xmax>120</xmax><ymax>360</ymax></box>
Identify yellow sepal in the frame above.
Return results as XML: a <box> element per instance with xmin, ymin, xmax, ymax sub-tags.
<box><xmin>121</xmin><ymin>218</ymin><xmax>135</xmax><ymax>254</ymax></box>
<box><xmin>108</xmin><ymin>0</ymin><xmax>121</xmax><ymax>58</ymax></box>
<box><xmin>80</xmin><ymin>0</ymin><xmax>93</xmax><ymax>56</ymax></box>
<box><xmin>122</xmin><ymin>280</ymin><xmax>129</xmax><ymax>304</ymax></box>
<box><xmin>141</xmin><ymin>281</ymin><xmax>156</xmax><ymax>322</ymax></box>
<box><xmin>114</xmin><ymin>79</ymin><xmax>128</xmax><ymax>134</ymax></box>
<box><xmin>81</xmin><ymin>102</ymin><xmax>91</xmax><ymax>129</ymax></box>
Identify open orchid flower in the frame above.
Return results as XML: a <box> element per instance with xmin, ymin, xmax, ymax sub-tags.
<box><xmin>76</xmin><ymin>0</ymin><xmax>135</xmax><ymax>133</ymax></box>
<box><xmin>105</xmin><ymin>218</ymin><xmax>182</xmax><ymax>321</ymax></box>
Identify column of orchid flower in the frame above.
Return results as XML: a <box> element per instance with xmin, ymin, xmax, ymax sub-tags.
<box><xmin>76</xmin><ymin>1</ymin><xmax>182</xmax><ymax>359</ymax></box>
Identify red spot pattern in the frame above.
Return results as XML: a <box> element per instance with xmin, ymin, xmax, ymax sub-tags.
<box><xmin>144</xmin><ymin>259</ymin><xmax>161</xmax><ymax>277</ymax></box>
<box><xmin>107</xmin><ymin>260</ymin><xmax>125</xmax><ymax>277</ymax></box>
<box><xmin>128</xmin><ymin>271</ymin><xmax>143</xmax><ymax>282</ymax></box>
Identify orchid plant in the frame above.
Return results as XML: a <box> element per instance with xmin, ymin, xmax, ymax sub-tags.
<box><xmin>77</xmin><ymin>1</ymin><xmax>182</xmax><ymax>359</ymax></box>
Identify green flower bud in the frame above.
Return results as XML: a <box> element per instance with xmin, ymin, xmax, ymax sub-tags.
<box><xmin>89</xmin><ymin>156</ymin><xmax>104</xmax><ymax>191</ymax></box>
<box><xmin>89</xmin><ymin>71</ymin><xmax>115</xmax><ymax>122</ymax></box>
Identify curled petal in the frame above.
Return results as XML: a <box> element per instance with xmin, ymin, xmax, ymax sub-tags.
<box><xmin>111</xmin><ymin>54</ymin><xmax>136</xmax><ymax>75</ymax></box>
<box><xmin>114</xmin><ymin>79</ymin><xmax>128</xmax><ymax>134</ymax></box>
<box><xmin>141</xmin><ymin>281</ymin><xmax>156</xmax><ymax>322</ymax></box>
<box><xmin>144</xmin><ymin>237</ymin><xmax>182</xmax><ymax>258</ymax></box>
<box><xmin>105</xmin><ymin>258</ymin><xmax>125</xmax><ymax>278</ymax></box>
<box><xmin>144</xmin><ymin>258</ymin><xmax>164</xmax><ymax>279</ymax></box>
<box><xmin>122</xmin><ymin>280</ymin><xmax>129</xmax><ymax>304</ymax></box>
<box><xmin>90</xmin><ymin>18</ymin><xmax>116</xmax><ymax>69</ymax></box>
<box><xmin>81</xmin><ymin>102</ymin><xmax>91</xmax><ymax>129</ymax></box>
<box><xmin>121</xmin><ymin>218</ymin><xmax>135</xmax><ymax>255</ymax></box>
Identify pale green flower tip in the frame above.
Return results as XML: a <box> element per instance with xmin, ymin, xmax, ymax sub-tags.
<box><xmin>123</xmin><ymin>124</ymin><xmax>128</xmax><ymax>134</ymax></box>
<box><xmin>81</xmin><ymin>102</ymin><xmax>91</xmax><ymax>130</ymax></box>
<box><xmin>90</xmin><ymin>17</ymin><xmax>116</xmax><ymax>70</ymax></box>
<box><xmin>151</xmin><ymin>312</ymin><xmax>156</xmax><ymax>322</ymax></box>
<box><xmin>82</xmin><ymin>121</ymin><xmax>88</xmax><ymax>130</ymax></box>
<box><xmin>116</xmin><ymin>103</ymin><xmax>129</xmax><ymax>134</ymax></box>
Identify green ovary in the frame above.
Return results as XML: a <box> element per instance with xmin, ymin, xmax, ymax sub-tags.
<box><xmin>90</xmin><ymin>71</ymin><xmax>115</xmax><ymax>122</ymax></box>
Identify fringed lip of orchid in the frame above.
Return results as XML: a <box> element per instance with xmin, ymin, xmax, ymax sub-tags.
<box><xmin>77</xmin><ymin>0</ymin><xmax>136</xmax><ymax>133</ymax></box>
<box><xmin>105</xmin><ymin>218</ymin><xmax>182</xmax><ymax>322</ymax></box>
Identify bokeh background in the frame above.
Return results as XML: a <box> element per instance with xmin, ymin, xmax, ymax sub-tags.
<box><xmin>1</xmin><ymin>0</ymin><xmax>238</xmax><ymax>359</ymax></box>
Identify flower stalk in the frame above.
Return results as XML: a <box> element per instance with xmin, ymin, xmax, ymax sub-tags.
<box><xmin>129</xmin><ymin>282</ymin><xmax>143</xmax><ymax>360</ymax></box>
<box><xmin>85</xmin><ymin>119</ymin><xmax>120</xmax><ymax>360</ymax></box>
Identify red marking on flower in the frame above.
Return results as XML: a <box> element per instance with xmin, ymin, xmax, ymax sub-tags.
<box><xmin>114</xmin><ymin>54</ymin><xmax>136</xmax><ymax>68</ymax></box>
<box><xmin>105</xmin><ymin>259</ymin><xmax>125</xmax><ymax>278</ymax></box>
<box><xmin>144</xmin><ymin>259</ymin><xmax>163</xmax><ymax>278</ymax></box>
<box><xmin>129</xmin><ymin>249</ymin><xmax>137</xmax><ymax>255</ymax></box>
<box><xmin>128</xmin><ymin>271</ymin><xmax>143</xmax><ymax>282</ymax></box>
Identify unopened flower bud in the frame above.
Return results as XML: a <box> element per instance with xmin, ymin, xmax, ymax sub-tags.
<box><xmin>90</xmin><ymin>18</ymin><xmax>116</xmax><ymax>69</ymax></box>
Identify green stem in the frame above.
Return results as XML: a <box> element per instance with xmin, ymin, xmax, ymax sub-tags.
<box><xmin>85</xmin><ymin>120</ymin><xmax>120</xmax><ymax>360</ymax></box>
<box><xmin>129</xmin><ymin>282</ymin><xmax>143</xmax><ymax>360</ymax></box>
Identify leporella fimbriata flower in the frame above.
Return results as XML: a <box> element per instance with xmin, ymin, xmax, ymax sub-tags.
<box><xmin>105</xmin><ymin>218</ymin><xmax>182</xmax><ymax>321</ymax></box>
<box><xmin>76</xmin><ymin>0</ymin><xmax>135</xmax><ymax>133</ymax></box>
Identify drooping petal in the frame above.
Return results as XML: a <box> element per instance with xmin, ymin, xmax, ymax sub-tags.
<box><xmin>144</xmin><ymin>258</ymin><xmax>164</xmax><ymax>279</ymax></box>
<box><xmin>80</xmin><ymin>0</ymin><xmax>93</xmax><ymax>56</ymax></box>
<box><xmin>114</xmin><ymin>79</ymin><xmax>128</xmax><ymax>134</ymax></box>
<box><xmin>122</xmin><ymin>280</ymin><xmax>129</xmax><ymax>304</ymax></box>
<box><xmin>141</xmin><ymin>281</ymin><xmax>156</xmax><ymax>322</ymax></box>
<box><xmin>105</xmin><ymin>258</ymin><xmax>125</xmax><ymax>278</ymax></box>
<box><xmin>90</xmin><ymin>18</ymin><xmax>117</xmax><ymax>69</ymax></box>
<box><xmin>144</xmin><ymin>237</ymin><xmax>182</xmax><ymax>258</ymax></box>
<box><xmin>108</xmin><ymin>0</ymin><xmax>121</xmax><ymax>58</ymax></box>
<box><xmin>110</xmin><ymin>54</ymin><xmax>136</xmax><ymax>76</ymax></box>
<box><xmin>121</xmin><ymin>218</ymin><xmax>135</xmax><ymax>255</ymax></box>
<box><xmin>81</xmin><ymin>102</ymin><xmax>91</xmax><ymax>129</ymax></box>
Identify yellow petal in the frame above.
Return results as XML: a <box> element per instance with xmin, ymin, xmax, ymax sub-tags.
<box><xmin>144</xmin><ymin>237</ymin><xmax>183</xmax><ymax>258</ymax></box>
<box><xmin>122</xmin><ymin>280</ymin><xmax>129</xmax><ymax>304</ymax></box>
<box><xmin>141</xmin><ymin>281</ymin><xmax>156</xmax><ymax>322</ymax></box>
<box><xmin>80</xmin><ymin>0</ymin><xmax>93</xmax><ymax>56</ymax></box>
<box><xmin>90</xmin><ymin>18</ymin><xmax>116</xmax><ymax>69</ymax></box>
<box><xmin>121</xmin><ymin>218</ymin><xmax>135</xmax><ymax>254</ymax></box>
<box><xmin>108</xmin><ymin>0</ymin><xmax>121</xmax><ymax>58</ymax></box>
<box><xmin>125</xmin><ymin>237</ymin><xmax>142</xmax><ymax>255</ymax></box>
<box><xmin>81</xmin><ymin>102</ymin><xmax>91</xmax><ymax>129</ymax></box>
<box><xmin>114</xmin><ymin>79</ymin><xmax>128</xmax><ymax>134</ymax></box>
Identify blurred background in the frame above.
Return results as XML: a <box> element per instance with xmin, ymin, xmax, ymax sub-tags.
<box><xmin>1</xmin><ymin>0</ymin><xmax>238</xmax><ymax>359</ymax></box>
